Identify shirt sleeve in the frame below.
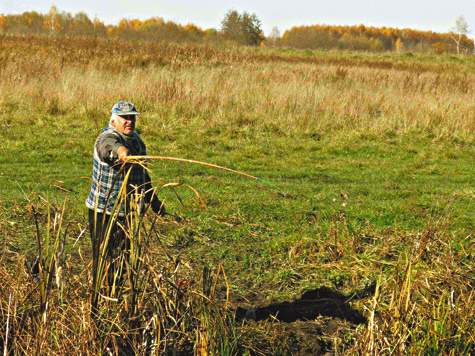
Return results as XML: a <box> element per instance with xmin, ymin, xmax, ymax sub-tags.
<box><xmin>96</xmin><ymin>133</ymin><xmax>123</xmax><ymax>166</ymax></box>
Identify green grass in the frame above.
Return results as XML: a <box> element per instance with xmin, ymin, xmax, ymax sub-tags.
<box><xmin>3</xmin><ymin>119</ymin><xmax>475</xmax><ymax>290</ymax></box>
<box><xmin>3</xmin><ymin>122</ymin><xmax>474</xmax><ymax>223</ymax></box>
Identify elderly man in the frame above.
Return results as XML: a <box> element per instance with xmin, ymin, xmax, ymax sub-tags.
<box><xmin>86</xmin><ymin>100</ymin><xmax>164</xmax><ymax>288</ymax></box>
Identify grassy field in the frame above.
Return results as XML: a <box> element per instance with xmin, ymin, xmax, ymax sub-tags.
<box><xmin>1</xmin><ymin>35</ymin><xmax>475</xmax><ymax>355</ymax></box>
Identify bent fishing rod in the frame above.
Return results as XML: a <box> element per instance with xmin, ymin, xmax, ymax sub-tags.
<box><xmin>125</xmin><ymin>155</ymin><xmax>288</xmax><ymax>198</ymax></box>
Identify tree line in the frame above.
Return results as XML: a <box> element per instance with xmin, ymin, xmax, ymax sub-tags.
<box><xmin>281</xmin><ymin>23</ymin><xmax>473</xmax><ymax>54</ymax></box>
<box><xmin>1</xmin><ymin>6</ymin><xmax>473</xmax><ymax>55</ymax></box>
<box><xmin>0</xmin><ymin>7</ymin><xmax>261</xmax><ymax>45</ymax></box>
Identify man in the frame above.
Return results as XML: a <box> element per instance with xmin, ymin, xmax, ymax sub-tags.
<box><xmin>86</xmin><ymin>100</ymin><xmax>164</xmax><ymax>290</ymax></box>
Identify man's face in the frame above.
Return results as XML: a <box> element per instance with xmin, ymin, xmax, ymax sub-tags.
<box><xmin>113</xmin><ymin>115</ymin><xmax>136</xmax><ymax>135</ymax></box>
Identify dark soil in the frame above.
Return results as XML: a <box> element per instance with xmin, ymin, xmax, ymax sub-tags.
<box><xmin>233</xmin><ymin>286</ymin><xmax>373</xmax><ymax>355</ymax></box>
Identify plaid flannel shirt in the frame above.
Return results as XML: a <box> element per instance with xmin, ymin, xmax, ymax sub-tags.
<box><xmin>85</xmin><ymin>126</ymin><xmax>149</xmax><ymax>215</ymax></box>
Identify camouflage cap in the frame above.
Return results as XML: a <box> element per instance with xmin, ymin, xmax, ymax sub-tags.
<box><xmin>111</xmin><ymin>101</ymin><xmax>141</xmax><ymax>115</ymax></box>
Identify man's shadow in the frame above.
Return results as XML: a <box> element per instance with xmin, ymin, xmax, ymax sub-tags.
<box><xmin>236</xmin><ymin>284</ymin><xmax>374</xmax><ymax>324</ymax></box>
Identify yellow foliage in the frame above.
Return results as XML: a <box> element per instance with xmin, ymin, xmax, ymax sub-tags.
<box><xmin>395</xmin><ymin>38</ymin><xmax>404</xmax><ymax>52</ymax></box>
<box><xmin>0</xmin><ymin>14</ymin><xmax>6</xmax><ymax>34</ymax></box>
<box><xmin>184</xmin><ymin>23</ymin><xmax>203</xmax><ymax>35</ymax></box>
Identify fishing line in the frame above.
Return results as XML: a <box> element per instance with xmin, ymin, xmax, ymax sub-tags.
<box><xmin>126</xmin><ymin>155</ymin><xmax>288</xmax><ymax>197</ymax></box>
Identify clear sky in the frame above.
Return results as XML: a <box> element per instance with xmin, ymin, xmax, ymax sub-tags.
<box><xmin>2</xmin><ymin>0</ymin><xmax>475</xmax><ymax>37</ymax></box>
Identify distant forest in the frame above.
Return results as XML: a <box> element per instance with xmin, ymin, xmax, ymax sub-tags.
<box><xmin>1</xmin><ymin>6</ymin><xmax>473</xmax><ymax>54</ymax></box>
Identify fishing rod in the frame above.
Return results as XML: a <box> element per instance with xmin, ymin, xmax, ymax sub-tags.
<box><xmin>126</xmin><ymin>155</ymin><xmax>288</xmax><ymax>197</ymax></box>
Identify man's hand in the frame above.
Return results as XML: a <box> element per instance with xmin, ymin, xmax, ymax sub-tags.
<box><xmin>117</xmin><ymin>146</ymin><xmax>130</xmax><ymax>162</ymax></box>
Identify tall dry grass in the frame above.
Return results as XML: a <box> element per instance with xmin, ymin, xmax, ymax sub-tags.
<box><xmin>354</xmin><ymin>215</ymin><xmax>475</xmax><ymax>355</ymax></box>
<box><xmin>0</xmin><ymin>173</ymin><xmax>242</xmax><ymax>355</ymax></box>
<box><xmin>1</xmin><ymin>35</ymin><xmax>475</xmax><ymax>142</ymax></box>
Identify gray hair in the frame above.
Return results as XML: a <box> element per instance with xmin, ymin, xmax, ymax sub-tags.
<box><xmin>110</xmin><ymin>114</ymin><xmax>118</xmax><ymax>126</ymax></box>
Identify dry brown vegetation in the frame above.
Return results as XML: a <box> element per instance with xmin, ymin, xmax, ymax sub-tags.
<box><xmin>2</xmin><ymin>35</ymin><xmax>475</xmax><ymax>139</ymax></box>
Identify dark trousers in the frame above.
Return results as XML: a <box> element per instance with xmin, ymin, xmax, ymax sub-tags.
<box><xmin>88</xmin><ymin>209</ymin><xmax>130</xmax><ymax>290</ymax></box>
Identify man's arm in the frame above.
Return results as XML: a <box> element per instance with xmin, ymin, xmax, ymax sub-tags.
<box><xmin>96</xmin><ymin>133</ymin><xmax>128</xmax><ymax>165</ymax></box>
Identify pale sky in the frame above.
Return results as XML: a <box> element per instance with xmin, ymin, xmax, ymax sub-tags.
<box><xmin>1</xmin><ymin>0</ymin><xmax>475</xmax><ymax>37</ymax></box>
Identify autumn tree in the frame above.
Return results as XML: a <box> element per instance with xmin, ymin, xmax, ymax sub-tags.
<box><xmin>22</xmin><ymin>11</ymin><xmax>44</xmax><ymax>34</ymax></box>
<box><xmin>269</xmin><ymin>26</ymin><xmax>280</xmax><ymax>47</ymax></box>
<box><xmin>43</xmin><ymin>6</ymin><xmax>63</xmax><ymax>35</ymax></box>
<box><xmin>221</xmin><ymin>9</ymin><xmax>264</xmax><ymax>46</ymax></box>
<box><xmin>69</xmin><ymin>12</ymin><xmax>94</xmax><ymax>36</ymax></box>
<box><xmin>0</xmin><ymin>14</ymin><xmax>6</xmax><ymax>35</ymax></box>
<box><xmin>93</xmin><ymin>16</ymin><xmax>107</xmax><ymax>37</ymax></box>
<box><xmin>116</xmin><ymin>18</ymin><xmax>144</xmax><ymax>40</ymax></box>
<box><xmin>283</xmin><ymin>25</ymin><xmax>337</xmax><ymax>50</ymax></box>
<box><xmin>450</xmin><ymin>15</ymin><xmax>469</xmax><ymax>54</ymax></box>
<box><xmin>395</xmin><ymin>37</ymin><xmax>404</xmax><ymax>52</ymax></box>
<box><xmin>204</xmin><ymin>28</ymin><xmax>221</xmax><ymax>44</ymax></box>
<box><xmin>184</xmin><ymin>23</ymin><xmax>202</xmax><ymax>35</ymax></box>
